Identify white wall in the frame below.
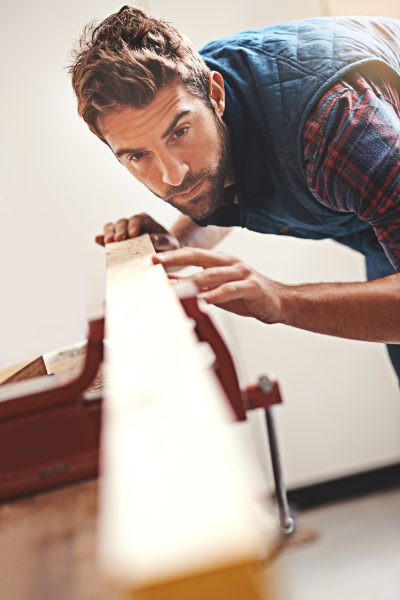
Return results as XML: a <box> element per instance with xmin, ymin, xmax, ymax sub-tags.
<box><xmin>148</xmin><ymin>0</ymin><xmax>322</xmax><ymax>47</ymax></box>
<box><xmin>0</xmin><ymin>0</ymin><xmax>178</xmax><ymax>365</ymax></box>
<box><xmin>1</xmin><ymin>0</ymin><xmax>399</xmax><ymax>486</ymax></box>
<box><xmin>326</xmin><ymin>0</ymin><xmax>399</xmax><ymax>17</ymax></box>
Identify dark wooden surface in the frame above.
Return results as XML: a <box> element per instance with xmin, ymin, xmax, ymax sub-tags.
<box><xmin>0</xmin><ymin>479</ymin><xmax>114</xmax><ymax>600</ymax></box>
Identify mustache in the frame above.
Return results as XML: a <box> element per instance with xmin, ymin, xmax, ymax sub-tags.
<box><xmin>164</xmin><ymin>170</ymin><xmax>212</xmax><ymax>200</ymax></box>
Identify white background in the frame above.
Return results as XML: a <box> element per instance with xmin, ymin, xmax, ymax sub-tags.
<box><xmin>0</xmin><ymin>0</ymin><xmax>399</xmax><ymax>487</ymax></box>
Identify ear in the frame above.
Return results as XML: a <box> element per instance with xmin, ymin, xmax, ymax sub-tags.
<box><xmin>208</xmin><ymin>71</ymin><xmax>225</xmax><ymax>117</ymax></box>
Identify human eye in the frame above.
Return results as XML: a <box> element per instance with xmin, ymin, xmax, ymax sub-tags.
<box><xmin>127</xmin><ymin>151</ymin><xmax>147</xmax><ymax>163</ymax></box>
<box><xmin>173</xmin><ymin>126</ymin><xmax>189</xmax><ymax>139</ymax></box>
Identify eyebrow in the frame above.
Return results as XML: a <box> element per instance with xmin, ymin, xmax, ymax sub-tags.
<box><xmin>115</xmin><ymin>109</ymin><xmax>192</xmax><ymax>159</ymax></box>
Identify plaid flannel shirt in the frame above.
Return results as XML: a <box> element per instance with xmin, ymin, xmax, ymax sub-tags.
<box><xmin>303</xmin><ymin>68</ymin><xmax>400</xmax><ymax>272</ymax></box>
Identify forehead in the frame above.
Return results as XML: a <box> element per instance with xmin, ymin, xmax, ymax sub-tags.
<box><xmin>98</xmin><ymin>83</ymin><xmax>204</xmax><ymax>149</ymax></box>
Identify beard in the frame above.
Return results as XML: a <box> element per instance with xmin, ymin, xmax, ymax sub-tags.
<box><xmin>157</xmin><ymin>113</ymin><xmax>231</xmax><ymax>220</ymax></box>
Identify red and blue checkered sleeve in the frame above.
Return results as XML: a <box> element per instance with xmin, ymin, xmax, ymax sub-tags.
<box><xmin>303</xmin><ymin>72</ymin><xmax>400</xmax><ymax>273</ymax></box>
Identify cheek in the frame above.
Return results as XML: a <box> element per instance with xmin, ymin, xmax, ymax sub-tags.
<box><xmin>203</xmin><ymin>129</ymin><xmax>223</xmax><ymax>163</ymax></box>
<box><xmin>126</xmin><ymin>161</ymin><xmax>153</xmax><ymax>184</ymax></box>
<box><xmin>127</xmin><ymin>161</ymin><xmax>166</xmax><ymax>196</ymax></box>
<box><xmin>193</xmin><ymin>113</ymin><xmax>221</xmax><ymax>155</ymax></box>
<box><xmin>189</xmin><ymin>132</ymin><xmax>220</xmax><ymax>170</ymax></box>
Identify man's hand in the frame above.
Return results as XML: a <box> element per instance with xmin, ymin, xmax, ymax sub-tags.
<box><xmin>95</xmin><ymin>213</ymin><xmax>180</xmax><ymax>252</ymax></box>
<box><xmin>153</xmin><ymin>247</ymin><xmax>282</xmax><ymax>323</ymax></box>
<box><xmin>153</xmin><ymin>248</ymin><xmax>400</xmax><ymax>343</ymax></box>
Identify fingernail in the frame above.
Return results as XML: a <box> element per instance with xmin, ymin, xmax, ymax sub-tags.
<box><xmin>156</xmin><ymin>253</ymin><xmax>165</xmax><ymax>261</ymax></box>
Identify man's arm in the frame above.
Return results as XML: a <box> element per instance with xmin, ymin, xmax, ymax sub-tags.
<box><xmin>153</xmin><ymin>248</ymin><xmax>400</xmax><ymax>344</ymax></box>
<box><xmin>278</xmin><ymin>274</ymin><xmax>400</xmax><ymax>343</ymax></box>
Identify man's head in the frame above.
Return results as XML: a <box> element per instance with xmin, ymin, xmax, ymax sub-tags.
<box><xmin>70</xmin><ymin>5</ymin><xmax>233</xmax><ymax>220</ymax></box>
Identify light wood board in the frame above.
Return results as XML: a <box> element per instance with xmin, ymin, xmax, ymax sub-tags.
<box><xmin>98</xmin><ymin>236</ymin><xmax>277</xmax><ymax>598</ymax></box>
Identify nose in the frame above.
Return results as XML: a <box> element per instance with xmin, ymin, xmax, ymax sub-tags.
<box><xmin>159</xmin><ymin>153</ymin><xmax>189</xmax><ymax>187</ymax></box>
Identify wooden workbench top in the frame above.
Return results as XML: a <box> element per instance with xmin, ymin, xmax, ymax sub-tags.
<box><xmin>0</xmin><ymin>479</ymin><xmax>113</xmax><ymax>600</ymax></box>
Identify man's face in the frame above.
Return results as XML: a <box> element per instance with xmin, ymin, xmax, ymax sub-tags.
<box><xmin>99</xmin><ymin>81</ymin><xmax>231</xmax><ymax>220</ymax></box>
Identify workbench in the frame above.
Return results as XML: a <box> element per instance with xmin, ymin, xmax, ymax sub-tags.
<box><xmin>0</xmin><ymin>479</ymin><xmax>113</xmax><ymax>600</ymax></box>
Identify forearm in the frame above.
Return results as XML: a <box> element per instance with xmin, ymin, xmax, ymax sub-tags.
<box><xmin>170</xmin><ymin>215</ymin><xmax>231</xmax><ymax>250</ymax></box>
<box><xmin>277</xmin><ymin>273</ymin><xmax>400</xmax><ymax>343</ymax></box>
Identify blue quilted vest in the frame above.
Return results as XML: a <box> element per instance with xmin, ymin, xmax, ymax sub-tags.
<box><xmin>198</xmin><ymin>17</ymin><xmax>400</xmax><ymax>243</ymax></box>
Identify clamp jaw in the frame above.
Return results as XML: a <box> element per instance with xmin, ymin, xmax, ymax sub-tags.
<box><xmin>180</xmin><ymin>296</ymin><xmax>295</xmax><ymax>536</ymax></box>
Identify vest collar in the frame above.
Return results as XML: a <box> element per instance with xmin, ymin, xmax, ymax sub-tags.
<box><xmin>223</xmin><ymin>80</ymin><xmax>276</xmax><ymax>217</ymax></box>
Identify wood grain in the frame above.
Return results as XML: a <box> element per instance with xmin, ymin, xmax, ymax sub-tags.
<box><xmin>0</xmin><ymin>481</ymin><xmax>113</xmax><ymax>600</ymax></box>
<box><xmin>105</xmin><ymin>236</ymin><xmax>155</xmax><ymax>284</ymax></box>
<box><xmin>0</xmin><ymin>356</ymin><xmax>48</xmax><ymax>386</ymax></box>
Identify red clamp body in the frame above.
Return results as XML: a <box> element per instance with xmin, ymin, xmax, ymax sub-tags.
<box><xmin>180</xmin><ymin>296</ymin><xmax>283</xmax><ymax>420</ymax></box>
<box><xmin>0</xmin><ymin>318</ymin><xmax>104</xmax><ymax>502</ymax></box>
<box><xmin>0</xmin><ymin>297</ymin><xmax>284</xmax><ymax>502</ymax></box>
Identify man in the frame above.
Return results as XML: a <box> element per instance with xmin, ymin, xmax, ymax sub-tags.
<box><xmin>70</xmin><ymin>6</ymin><xmax>400</xmax><ymax>379</ymax></box>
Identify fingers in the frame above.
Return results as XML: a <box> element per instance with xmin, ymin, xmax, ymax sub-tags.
<box><xmin>103</xmin><ymin>222</ymin><xmax>115</xmax><ymax>244</ymax></box>
<box><xmin>114</xmin><ymin>218</ymin><xmax>128</xmax><ymax>242</ymax></box>
<box><xmin>199</xmin><ymin>280</ymin><xmax>248</xmax><ymax>304</ymax></box>
<box><xmin>167</xmin><ymin>264</ymin><xmax>247</xmax><ymax>290</ymax></box>
<box><xmin>128</xmin><ymin>215</ymin><xmax>144</xmax><ymax>238</ymax></box>
<box><xmin>128</xmin><ymin>214</ymin><xmax>167</xmax><ymax>238</ymax></box>
<box><xmin>101</xmin><ymin>215</ymin><xmax>154</xmax><ymax>246</ymax></box>
<box><xmin>190</xmin><ymin>263</ymin><xmax>250</xmax><ymax>290</ymax></box>
<box><xmin>100</xmin><ymin>214</ymin><xmax>171</xmax><ymax>247</ymax></box>
<box><xmin>153</xmin><ymin>247</ymin><xmax>237</xmax><ymax>269</ymax></box>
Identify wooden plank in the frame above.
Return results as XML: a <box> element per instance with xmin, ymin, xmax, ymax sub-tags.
<box><xmin>98</xmin><ymin>235</ymin><xmax>277</xmax><ymax>598</ymax></box>
<box><xmin>105</xmin><ymin>235</ymin><xmax>155</xmax><ymax>282</ymax></box>
<box><xmin>0</xmin><ymin>356</ymin><xmax>47</xmax><ymax>386</ymax></box>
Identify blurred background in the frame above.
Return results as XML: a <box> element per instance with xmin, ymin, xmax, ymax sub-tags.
<box><xmin>0</xmin><ymin>0</ymin><xmax>399</xmax><ymax>491</ymax></box>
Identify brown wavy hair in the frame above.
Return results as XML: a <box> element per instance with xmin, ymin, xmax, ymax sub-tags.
<box><xmin>69</xmin><ymin>5</ymin><xmax>211</xmax><ymax>141</ymax></box>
